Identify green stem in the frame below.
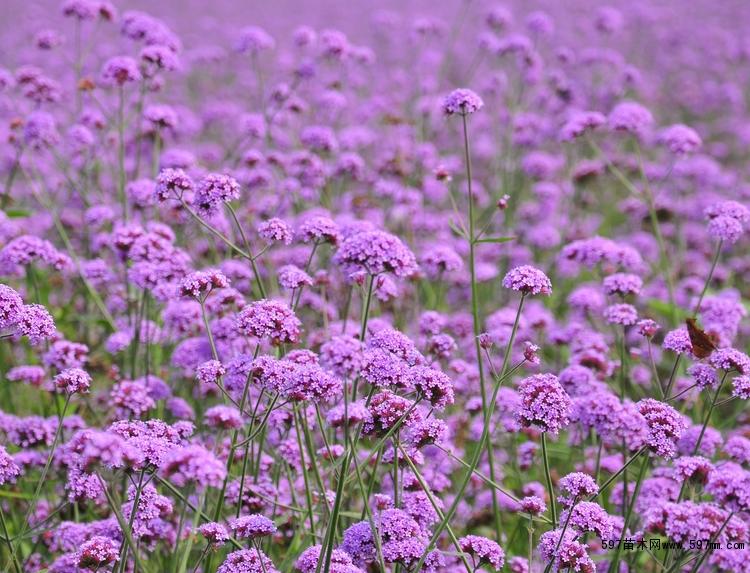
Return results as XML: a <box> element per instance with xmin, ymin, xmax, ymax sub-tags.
<box><xmin>0</xmin><ymin>504</ymin><xmax>21</xmax><ymax>573</ymax></box>
<box><xmin>293</xmin><ymin>404</ymin><xmax>319</xmax><ymax>535</ymax></box>
<box><xmin>540</xmin><ymin>433</ymin><xmax>557</xmax><ymax>528</ymax></box>
<box><xmin>398</xmin><ymin>445</ymin><xmax>473</xmax><ymax>573</ymax></box>
<box><xmin>693</xmin><ymin>240</ymin><xmax>722</xmax><ymax>315</ymax></box>
<box><xmin>689</xmin><ymin>372</ymin><xmax>728</xmax><ymax>459</ymax></box>
<box><xmin>351</xmin><ymin>274</ymin><xmax>375</xmax><ymax>402</ymax></box>
<box><xmin>608</xmin><ymin>455</ymin><xmax>649</xmax><ymax>572</ymax></box>
<box><xmin>463</xmin><ymin>111</ymin><xmax>502</xmax><ymax>541</ymax></box>
<box><xmin>413</xmin><ymin>297</ymin><xmax>526</xmax><ymax>571</ymax></box>
<box><xmin>590</xmin><ymin>447</ymin><xmax>647</xmax><ymax>501</ymax></box>
<box><xmin>226</xmin><ymin>203</ymin><xmax>267</xmax><ymax>299</ymax></box>
<box><xmin>117</xmin><ymin>85</ymin><xmax>128</xmax><ymax>221</ymax></box>
<box><xmin>12</xmin><ymin>395</ymin><xmax>70</xmax><ymax>562</ymax></box>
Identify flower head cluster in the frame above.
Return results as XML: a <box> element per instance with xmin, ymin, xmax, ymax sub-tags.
<box><xmin>502</xmin><ymin>265</ymin><xmax>552</xmax><ymax>296</ymax></box>
<box><xmin>516</xmin><ymin>374</ymin><xmax>572</xmax><ymax>434</ymax></box>
<box><xmin>334</xmin><ymin>231</ymin><xmax>418</xmax><ymax>278</ymax></box>
<box><xmin>637</xmin><ymin>399</ymin><xmax>687</xmax><ymax>458</ymax></box>
<box><xmin>236</xmin><ymin>300</ymin><xmax>302</xmax><ymax>345</ymax></box>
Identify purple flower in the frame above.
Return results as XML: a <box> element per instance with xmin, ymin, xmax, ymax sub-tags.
<box><xmin>334</xmin><ymin>230</ymin><xmax>418</xmax><ymax>278</ymax></box>
<box><xmin>363</xmin><ymin>391</ymin><xmax>420</xmax><ymax>436</ymax></box>
<box><xmin>219</xmin><ymin>548</ymin><xmax>280</xmax><ymax>573</ymax></box>
<box><xmin>732</xmin><ymin>375</ymin><xmax>750</xmax><ymax>399</ymax></box>
<box><xmin>420</xmin><ymin>246</ymin><xmax>463</xmax><ymax>278</ymax></box>
<box><xmin>705</xmin><ymin>463</ymin><xmax>750</xmax><ymax>512</ymax></box>
<box><xmin>0</xmin><ymin>284</ymin><xmax>23</xmax><ymax>328</ymax></box>
<box><xmin>603</xmin><ymin>303</ymin><xmax>638</xmax><ymax>326</ymax></box>
<box><xmin>637</xmin><ymin>399</ymin><xmax>687</xmax><ymax>458</ymax></box>
<box><xmin>196</xmin><ymin>359</ymin><xmax>226</xmax><ymax>386</ymax></box>
<box><xmin>687</xmin><ymin>363</ymin><xmax>718</xmax><ymax>390</ymax></box>
<box><xmin>1</xmin><ymin>235</ymin><xmax>71</xmax><ymax>270</ymax></box>
<box><xmin>282</xmin><ymin>362</ymin><xmax>343</xmax><ymax>403</ymax></box>
<box><xmin>659</xmin><ymin>124</ymin><xmax>702</xmax><ymax>154</ymax></box>
<box><xmin>674</xmin><ymin>456</ymin><xmax>714</xmax><ymax>484</ymax></box>
<box><xmin>705</xmin><ymin>201</ymin><xmax>750</xmax><ymax>244</ymax></box>
<box><xmin>0</xmin><ymin>445</ymin><xmax>21</xmax><ymax>485</ymax></box>
<box><xmin>519</xmin><ymin>495</ymin><xmax>546</xmax><ymax>515</ymax></box>
<box><xmin>160</xmin><ymin>444</ymin><xmax>226</xmax><ymax>489</ymax></box>
<box><xmin>561</xmin><ymin>236</ymin><xmax>642</xmax><ymax>272</ymax></box>
<box><xmin>236</xmin><ymin>26</ymin><xmax>275</xmax><ymax>54</ymax></box>
<box><xmin>558</xmin><ymin>472</ymin><xmax>599</xmax><ymax>506</ymax></box>
<box><xmin>198</xmin><ymin>522</ymin><xmax>230</xmax><ymax>546</ymax></box>
<box><xmin>15</xmin><ymin>304</ymin><xmax>56</xmax><ymax>346</ymax></box>
<box><xmin>156</xmin><ymin>168</ymin><xmax>193</xmax><ymax>201</ymax></box>
<box><xmin>502</xmin><ymin>265</ymin><xmax>552</xmax><ymax>296</ymax></box>
<box><xmin>229</xmin><ymin>514</ymin><xmax>276</xmax><ymax>539</ymax></box>
<box><xmin>320</xmin><ymin>335</ymin><xmax>364</xmax><ymax>378</ymax></box>
<box><xmin>341</xmin><ymin>521</ymin><xmax>375</xmax><ymax>565</ymax></box>
<box><xmin>724</xmin><ymin>436</ymin><xmax>750</xmax><ymax>464</ymax></box>
<box><xmin>709</xmin><ymin>348</ymin><xmax>750</xmax><ymax>374</ymax></box>
<box><xmin>258</xmin><ymin>218</ymin><xmax>293</xmax><ymax>245</ymax></box>
<box><xmin>662</xmin><ymin>327</ymin><xmax>693</xmax><ymax>355</ymax></box>
<box><xmin>541</xmin><ymin>530</ymin><xmax>595</xmax><ymax>573</ymax></box>
<box><xmin>194</xmin><ymin>173</ymin><xmax>241</xmax><ymax>215</ymax></box>
<box><xmin>637</xmin><ymin>319</ymin><xmax>659</xmax><ymax>337</ymax></box>
<box><xmin>296</xmin><ymin>216</ymin><xmax>340</xmax><ymax>245</ymax></box>
<box><xmin>236</xmin><ymin>300</ymin><xmax>302</xmax><ymax>345</ymax></box>
<box><xmin>560</xmin><ymin>111</ymin><xmax>606</xmax><ymax>141</ymax></box>
<box><xmin>608</xmin><ymin>101</ymin><xmax>653</xmax><ymax>136</ymax></box>
<box><xmin>458</xmin><ymin>535</ymin><xmax>504</xmax><ymax>571</ymax></box>
<box><xmin>410</xmin><ymin>366</ymin><xmax>454</xmax><ymax>410</ymax></box>
<box><xmin>101</xmin><ymin>56</ymin><xmax>141</xmax><ymax>85</ymax></box>
<box><xmin>443</xmin><ymin>88</ymin><xmax>484</xmax><ymax>115</ymax></box>
<box><xmin>54</xmin><ymin>368</ymin><xmax>92</xmax><ymax>394</ymax></box>
<box><xmin>278</xmin><ymin>265</ymin><xmax>313</xmax><ymax>290</ymax></box>
<box><xmin>560</xmin><ymin>501</ymin><xmax>614</xmax><ymax>539</ymax></box>
<box><xmin>23</xmin><ymin>111</ymin><xmax>60</xmax><ymax>149</ymax></box>
<box><xmin>602</xmin><ymin>273</ymin><xmax>643</xmax><ymax>296</ymax></box>
<box><xmin>179</xmin><ymin>269</ymin><xmax>230</xmax><ymax>299</ymax></box>
<box><xmin>517</xmin><ymin>374</ymin><xmax>572</xmax><ymax>434</ymax></box>
<box><xmin>76</xmin><ymin>535</ymin><xmax>120</xmax><ymax>570</ymax></box>
<box><xmin>204</xmin><ymin>405</ymin><xmax>243</xmax><ymax>429</ymax></box>
<box><xmin>110</xmin><ymin>380</ymin><xmax>155</xmax><ymax>418</ymax></box>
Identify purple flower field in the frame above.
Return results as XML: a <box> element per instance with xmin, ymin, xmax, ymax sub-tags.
<box><xmin>1</xmin><ymin>0</ymin><xmax>750</xmax><ymax>571</ymax></box>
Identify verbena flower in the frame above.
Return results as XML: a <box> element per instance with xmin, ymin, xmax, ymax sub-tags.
<box><xmin>443</xmin><ymin>88</ymin><xmax>484</xmax><ymax>115</ymax></box>
<box><xmin>516</xmin><ymin>373</ymin><xmax>572</xmax><ymax>434</ymax></box>
<box><xmin>502</xmin><ymin>265</ymin><xmax>552</xmax><ymax>296</ymax></box>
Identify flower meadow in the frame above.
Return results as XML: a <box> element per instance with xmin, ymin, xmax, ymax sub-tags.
<box><xmin>1</xmin><ymin>0</ymin><xmax>750</xmax><ymax>572</ymax></box>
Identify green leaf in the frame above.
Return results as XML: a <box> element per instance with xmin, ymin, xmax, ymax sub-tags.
<box><xmin>448</xmin><ymin>219</ymin><xmax>467</xmax><ymax>238</ymax></box>
<box><xmin>3</xmin><ymin>208</ymin><xmax>30</xmax><ymax>218</ymax></box>
<box><xmin>646</xmin><ymin>298</ymin><xmax>688</xmax><ymax>320</ymax></box>
<box><xmin>475</xmin><ymin>236</ymin><xmax>516</xmax><ymax>244</ymax></box>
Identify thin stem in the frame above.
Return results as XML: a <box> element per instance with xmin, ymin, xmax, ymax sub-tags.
<box><xmin>398</xmin><ymin>445</ymin><xmax>473</xmax><ymax>573</ymax></box>
<box><xmin>413</xmin><ymin>297</ymin><xmax>527</xmax><ymax>571</ymax></box>
<box><xmin>590</xmin><ymin>447</ymin><xmax>647</xmax><ymax>501</ymax></box>
<box><xmin>117</xmin><ymin>85</ymin><xmax>128</xmax><ymax>221</ymax></box>
<box><xmin>689</xmin><ymin>372</ymin><xmax>728</xmax><ymax>458</ymax></box>
<box><xmin>351</xmin><ymin>275</ymin><xmax>375</xmax><ymax>402</ymax></box>
<box><xmin>540</xmin><ymin>433</ymin><xmax>557</xmax><ymax>528</ymax></box>
<box><xmin>13</xmin><ymin>395</ymin><xmax>71</xmax><ymax>562</ymax></box>
<box><xmin>608</xmin><ymin>455</ymin><xmax>649</xmax><ymax>572</ymax></box>
<box><xmin>226</xmin><ymin>203</ymin><xmax>267</xmax><ymax>298</ymax></box>
<box><xmin>462</xmin><ymin>110</ymin><xmax>501</xmax><ymax>540</ymax></box>
<box><xmin>693</xmin><ymin>240</ymin><xmax>722</xmax><ymax>315</ymax></box>
<box><xmin>0</xmin><ymin>504</ymin><xmax>21</xmax><ymax>573</ymax></box>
